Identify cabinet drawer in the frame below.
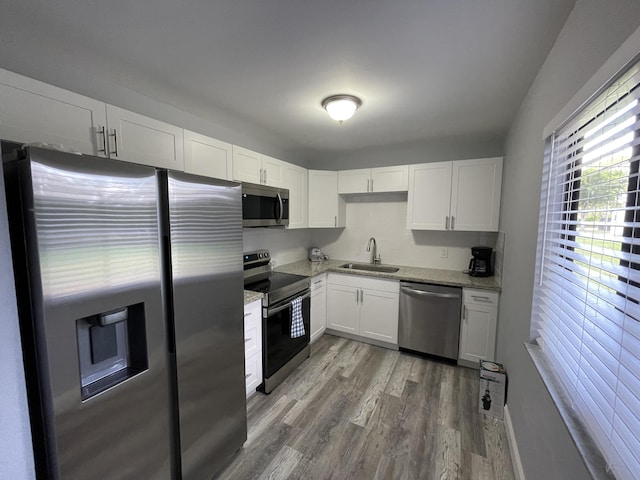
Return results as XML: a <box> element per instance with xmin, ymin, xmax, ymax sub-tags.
<box><xmin>245</xmin><ymin>350</ymin><xmax>262</xmax><ymax>395</ymax></box>
<box><xmin>244</xmin><ymin>299</ymin><xmax>262</xmax><ymax>323</ymax></box>
<box><xmin>311</xmin><ymin>274</ymin><xmax>326</xmax><ymax>291</ymax></box>
<box><xmin>463</xmin><ymin>289</ymin><xmax>499</xmax><ymax>307</ymax></box>
<box><xmin>244</xmin><ymin>321</ymin><xmax>260</xmax><ymax>358</ymax></box>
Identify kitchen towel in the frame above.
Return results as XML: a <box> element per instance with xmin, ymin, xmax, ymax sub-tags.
<box><xmin>290</xmin><ymin>296</ymin><xmax>305</xmax><ymax>338</ymax></box>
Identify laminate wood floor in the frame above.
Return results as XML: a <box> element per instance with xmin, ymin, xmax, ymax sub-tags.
<box><xmin>214</xmin><ymin>334</ymin><xmax>515</xmax><ymax>480</ymax></box>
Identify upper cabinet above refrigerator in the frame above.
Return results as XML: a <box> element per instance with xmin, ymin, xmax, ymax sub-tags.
<box><xmin>0</xmin><ymin>68</ymin><xmax>184</xmax><ymax>171</ymax></box>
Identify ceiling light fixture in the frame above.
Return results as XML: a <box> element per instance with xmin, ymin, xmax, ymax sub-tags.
<box><xmin>321</xmin><ymin>94</ymin><xmax>362</xmax><ymax>123</ymax></box>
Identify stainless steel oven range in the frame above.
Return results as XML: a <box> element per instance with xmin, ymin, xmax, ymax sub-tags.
<box><xmin>243</xmin><ymin>250</ymin><xmax>310</xmax><ymax>394</ymax></box>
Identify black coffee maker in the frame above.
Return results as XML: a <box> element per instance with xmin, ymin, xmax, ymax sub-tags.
<box><xmin>468</xmin><ymin>246</ymin><xmax>493</xmax><ymax>277</ymax></box>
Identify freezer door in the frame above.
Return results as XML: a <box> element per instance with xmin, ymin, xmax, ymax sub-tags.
<box><xmin>6</xmin><ymin>147</ymin><xmax>171</xmax><ymax>479</ymax></box>
<box><xmin>163</xmin><ymin>171</ymin><xmax>247</xmax><ymax>479</ymax></box>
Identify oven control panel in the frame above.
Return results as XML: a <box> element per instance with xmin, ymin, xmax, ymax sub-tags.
<box><xmin>243</xmin><ymin>249</ymin><xmax>270</xmax><ymax>268</ymax></box>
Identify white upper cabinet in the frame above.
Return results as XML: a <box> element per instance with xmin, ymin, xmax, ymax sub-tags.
<box><xmin>284</xmin><ymin>162</ymin><xmax>308</xmax><ymax>229</ymax></box>
<box><xmin>183</xmin><ymin>130</ymin><xmax>232</xmax><ymax>180</ymax></box>
<box><xmin>0</xmin><ymin>69</ymin><xmax>185</xmax><ymax>170</ymax></box>
<box><xmin>232</xmin><ymin>146</ymin><xmax>285</xmax><ymax>187</ymax></box>
<box><xmin>407</xmin><ymin>157</ymin><xmax>502</xmax><ymax>232</ymax></box>
<box><xmin>338</xmin><ymin>166</ymin><xmax>409</xmax><ymax>194</ymax></box>
<box><xmin>308</xmin><ymin>170</ymin><xmax>346</xmax><ymax>228</ymax></box>
<box><xmin>105</xmin><ymin>105</ymin><xmax>184</xmax><ymax>170</ymax></box>
<box><xmin>337</xmin><ymin>169</ymin><xmax>370</xmax><ymax>193</ymax></box>
<box><xmin>261</xmin><ymin>155</ymin><xmax>285</xmax><ymax>188</ymax></box>
<box><xmin>232</xmin><ymin>145</ymin><xmax>262</xmax><ymax>183</ymax></box>
<box><xmin>407</xmin><ymin>162</ymin><xmax>453</xmax><ymax>230</ymax></box>
<box><xmin>450</xmin><ymin>158</ymin><xmax>502</xmax><ymax>231</ymax></box>
<box><xmin>0</xmin><ymin>68</ymin><xmax>106</xmax><ymax>156</ymax></box>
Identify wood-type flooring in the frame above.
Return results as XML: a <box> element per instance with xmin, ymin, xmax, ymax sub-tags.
<box><xmin>214</xmin><ymin>334</ymin><xmax>515</xmax><ymax>480</ymax></box>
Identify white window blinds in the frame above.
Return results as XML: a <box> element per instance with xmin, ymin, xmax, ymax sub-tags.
<box><xmin>532</xmin><ymin>57</ymin><xmax>640</xmax><ymax>480</ymax></box>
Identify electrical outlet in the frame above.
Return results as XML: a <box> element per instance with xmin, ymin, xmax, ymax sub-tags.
<box><xmin>440</xmin><ymin>248</ymin><xmax>448</xmax><ymax>258</ymax></box>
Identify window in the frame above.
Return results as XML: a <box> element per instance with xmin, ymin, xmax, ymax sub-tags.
<box><xmin>532</xmin><ymin>57</ymin><xmax>640</xmax><ymax>480</ymax></box>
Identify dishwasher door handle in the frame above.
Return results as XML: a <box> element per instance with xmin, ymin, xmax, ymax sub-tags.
<box><xmin>400</xmin><ymin>286</ymin><xmax>460</xmax><ymax>299</ymax></box>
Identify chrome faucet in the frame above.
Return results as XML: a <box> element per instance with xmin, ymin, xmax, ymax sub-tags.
<box><xmin>366</xmin><ymin>237</ymin><xmax>381</xmax><ymax>264</ymax></box>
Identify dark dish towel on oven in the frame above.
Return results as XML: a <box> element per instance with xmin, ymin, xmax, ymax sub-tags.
<box><xmin>290</xmin><ymin>296</ymin><xmax>305</xmax><ymax>338</ymax></box>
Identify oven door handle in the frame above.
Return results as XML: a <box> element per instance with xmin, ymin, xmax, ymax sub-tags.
<box><xmin>267</xmin><ymin>291</ymin><xmax>311</xmax><ymax>317</ymax></box>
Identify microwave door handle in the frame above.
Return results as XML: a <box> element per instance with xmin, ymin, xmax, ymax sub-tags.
<box><xmin>276</xmin><ymin>193</ymin><xmax>283</xmax><ymax>224</ymax></box>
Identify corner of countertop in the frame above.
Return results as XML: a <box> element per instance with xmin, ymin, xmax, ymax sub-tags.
<box><xmin>244</xmin><ymin>290</ymin><xmax>264</xmax><ymax>305</ymax></box>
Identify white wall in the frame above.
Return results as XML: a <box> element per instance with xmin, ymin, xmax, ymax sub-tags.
<box><xmin>243</xmin><ymin>229</ymin><xmax>311</xmax><ymax>268</ymax></box>
<box><xmin>306</xmin><ymin>135</ymin><xmax>504</xmax><ymax>170</ymax></box>
<box><xmin>497</xmin><ymin>1</ymin><xmax>640</xmax><ymax>478</ymax></box>
<box><xmin>0</xmin><ymin>165</ymin><xmax>35</xmax><ymax>479</ymax></box>
<box><xmin>311</xmin><ymin>193</ymin><xmax>497</xmax><ymax>269</ymax></box>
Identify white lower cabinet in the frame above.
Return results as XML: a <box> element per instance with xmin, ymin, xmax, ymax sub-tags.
<box><xmin>310</xmin><ymin>274</ymin><xmax>327</xmax><ymax>342</ymax></box>
<box><xmin>458</xmin><ymin>289</ymin><xmax>499</xmax><ymax>364</ymax></box>
<box><xmin>326</xmin><ymin>273</ymin><xmax>399</xmax><ymax>345</ymax></box>
<box><xmin>244</xmin><ymin>299</ymin><xmax>262</xmax><ymax>398</ymax></box>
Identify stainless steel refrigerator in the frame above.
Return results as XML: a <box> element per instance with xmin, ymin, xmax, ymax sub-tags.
<box><xmin>2</xmin><ymin>143</ymin><xmax>246</xmax><ymax>479</ymax></box>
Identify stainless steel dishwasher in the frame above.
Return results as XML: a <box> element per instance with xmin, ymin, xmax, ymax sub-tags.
<box><xmin>398</xmin><ymin>282</ymin><xmax>462</xmax><ymax>361</ymax></box>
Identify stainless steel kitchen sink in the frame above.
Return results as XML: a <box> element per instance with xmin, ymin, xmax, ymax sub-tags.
<box><xmin>339</xmin><ymin>263</ymin><xmax>400</xmax><ymax>273</ymax></box>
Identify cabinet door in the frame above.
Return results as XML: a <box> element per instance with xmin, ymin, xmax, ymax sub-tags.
<box><xmin>261</xmin><ymin>155</ymin><xmax>285</xmax><ymax>188</ymax></box>
<box><xmin>450</xmin><ymin>157</ymin><xmax>503</xmax><ymax>231</ymax></box>
<box><xmin>338</xmin><ymin>169</ymin><xmax>370</xmax><ymax>194</ymax></box>
<box><xmin>371</xmin><ymin>165</ymin><xmax>409</xmax><ymax>192</ymax></box>
<box><xmin>244</xmin><ymin>299</ymin><xmax>262</xmax><ymax>397</ymax></box>
<box><xmin>0</xmin><ymin>69</ymin><xmax>107</xmax><ymax>156</ymax></box>
<box><xmin>310</xmin><ymin>277</ymin><xmax>327</xmax><ymax>343</ymax></box>
<box><xmin>459</xmin><ymin>303</ymin><xmax>497</xmax><ymax>363</ymax></box>
<box><xmin>326</xmin><ymin>284</ymin><xmax>359</xmax><ymax>334</ymax></box>
<box><xmin>105</xmin><ymin>105</ymin><xmax>184</xmax><ymax>170</ymax></box>
<box><xmin>407</xmin><ymin>162</ymin><xmax>452</xmax><ymax>230</ymax></box>
<box><xmin>232</xmin><ymin>145</ymin><xmax>262</xmax><ymax>184</ymax></box>
<box><xmin>183</xmin><ymin>130</ymin><xmax>232</xmax><ymax>180</ymax></box>
<box><xmin>284</xmin><ymin>162</ymin><xmax>308</xmax><ymax>229</ymax></box>
<box><xmin>308</xmin><ymin>170</ymin><xmax>345</xmax><ymax>228</ymax></box>
<box><xmin>360</xmin><ymin>289</ymin><xmax>399</xmax><ymax>344</ymax></box>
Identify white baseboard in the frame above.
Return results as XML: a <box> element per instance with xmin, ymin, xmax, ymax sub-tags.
<box><xmin>504</xmin><ymin>404</ymin><xmax>526</xmax><ymax>480</ymax></box>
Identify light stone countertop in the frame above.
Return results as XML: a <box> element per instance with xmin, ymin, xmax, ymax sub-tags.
<box><xmin>243</xmin><ymin>290</ymin><xmax>263</xmax><ymax>305</ymax></box>
<box><xmin>274</xmin><ymin>259</ymin><xmax>501</xmax><ymax>291</ymax></box>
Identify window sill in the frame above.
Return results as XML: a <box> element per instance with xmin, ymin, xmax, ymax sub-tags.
<box><xmin>524</xmin><ymin>343</ymin><xmax>615</xmax><ymax>480</ymax></box>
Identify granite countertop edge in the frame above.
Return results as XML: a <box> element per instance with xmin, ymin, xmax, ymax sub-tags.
<box><xmin>273</xmin><ymin>259</ymin><xmax>502</xmax><ymax>292</ymax></box>
<box><xmin>243</xmin><ymin>290</ymin><xmax>264</xmax><ymax>305</ymax></box>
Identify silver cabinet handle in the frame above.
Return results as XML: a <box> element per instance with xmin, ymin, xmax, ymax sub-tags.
<box><xmin>108</xmin><ymin>129</ymin><xmax>119</xmax><ymax>157</ymax></box>
<box><xmin>445</xmin><ymin>216</ymin><xmax>450</xmax><ymax>230</ymax></box>
<box><xmin>400</xmin><ymin>286</ymin><xmax>461</xmax><ymax>299</ymax></box>
<box><xmin>264</xmin><ymin>169</ymin><xmax>268</xmax><ymax>184</ymax></box>
<box><xmin>367</xmin><ymin>179</ymin><xmax>371</xmax><ymax>192</ymax></box>
<box><xmin>245</xmin><ymin>373</ymin><xmax>252</xmax><ymax>379</ymax></box>
<box><xmin>451</xmin><ymin>216</ymin><xmax>455</xmax><ymax>230</ymax></box>
<box><xmin>96</xmin><ymin>126</ymin><xmax>107</xmax><ymax>155</ymax></box>
<box><xmin>244</xmin><ymin>338</ymin><xmax>251</xmax><ymax>343</ymax></box>
<box><xmin>471</xmin><ymin>295</ymin><xmax>493</xmax><ymax>303</ymax></box>
<box><xmin>463</xmin><ymin>305</ymin><xmax>468</xmax><ymax>321</ymax></box>
<box><xmin>334</xmin><ymin>215</ymin><xmax>337</xmax><ymax>227</ymax></box>
<box><xmin>370</xmin><ymin>178</ymin><xmax>373</xmax><ymax>192</ymax></box>
<box><xmin>314</xmin><ymin>280</ymin><xmax>324</xmax><ymax>285</ymax></box>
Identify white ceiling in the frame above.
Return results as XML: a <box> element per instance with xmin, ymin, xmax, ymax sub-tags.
<box><xmin>0</xmin><ymin>0</ymin><xmax>576</xmax><ymax>158</ymax></box>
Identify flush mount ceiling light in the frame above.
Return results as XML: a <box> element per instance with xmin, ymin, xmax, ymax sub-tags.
<box><xmin>321</xmin><ymin>94</ymin><xmax>362</xmax><ymax>123</ymax></box>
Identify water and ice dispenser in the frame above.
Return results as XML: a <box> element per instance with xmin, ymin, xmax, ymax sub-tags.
<box><xmin>76</xmin><ymin>303</ymin><xmax>148</xmax><ymax>400</ymax></box>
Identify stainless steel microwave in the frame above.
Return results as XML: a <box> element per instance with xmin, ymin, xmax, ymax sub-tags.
<box><xmin>242</xmin><ymin>182</ymin><xmax>289</xmax><ymax>227</ymax></box>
